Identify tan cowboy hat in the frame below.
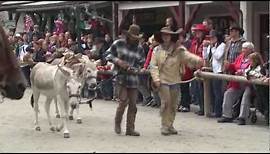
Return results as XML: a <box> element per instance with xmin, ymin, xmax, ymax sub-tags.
<box><xmin>122</xmin><ymin>24</ymin><xmax>143</xmax><ymax>40</ymax></box>
<box><xmin>160</xmin><ymin>26</ymin><xmax>183</xmax><ymax>35</ymax></box>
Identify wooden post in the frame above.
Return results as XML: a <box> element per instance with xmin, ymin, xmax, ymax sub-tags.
<box><xmin>179</xmin><ymin>1</ymin><xmax>185</xmax><ymax>29</ymax></box>
<box><xmin>74</xmin><ymin>6</ymin><xmax>82</xmax><ymax>53</ymax></box>
<box><xmin>112</xmin><ymin>1</ymin><xmax>118</xmax><ymax>40</ymax></box>
<box><xmin>184</xmin><ymin>4</ymin><xmax>202</xmax><ymax>33</ymax></box>
<box><xmin>118</xmin><ymin>10</ymin><xmax>129</xmax><ymax>35</ymax></box>
<box><xmin>226</xmin><ymin>1</ymin><xmax>243</xmax><ymax>25</ymax></box>
<box><xmin>203</xmin><ymin>78</ymin><xmax>211</xmax><ymax>117</ymax></box>
<box><xmin>195</xmin><ymin>71</ymin><xmax>270</xmax><ymax>86</ymax></box>
<box><xmin>169</xmin><ymin>6</ymin><xmax>180</xmax><ymax>28</ymax></box>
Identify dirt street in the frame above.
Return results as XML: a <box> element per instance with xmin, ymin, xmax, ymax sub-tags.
<box><xmin>0</xmin><ymin>89</ymin><xmax>269</xmax><ymax>152</ymax></box>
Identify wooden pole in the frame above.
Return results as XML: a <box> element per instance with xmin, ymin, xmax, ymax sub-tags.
<box><xmin>74</xmin><ymin>6</ymin><xmax>83</xmax><ymax>53</ymax></box>
<box><xmin>203</xmin><ymin>78</ymin><xmax>211</xmax><ymax>117</ymax></box>
<box><xmin>112</xmin><ymin>1</ymin><xmax>118</xmax><ymax>40</ymax></box>
<box><xmin>118</xmin><ymin>10</ymin><xmax>129</xmax><ymax>35</ymax></box>
<box><xmin>195</xmin><ymin>71</ymin><xmax>270</xmax><ymax>86</ymax></box>
<box><xmin>179</xmin><ymin>1</ymin><xmax>185</xmax><ymax>29</ymax></box>
<box><xmin>184</xmin><ymin>4</ymin><xmax>202</xmax><ymax>33</ymax></box>
<box><xmin>226</xmin><ymin>1</ymin><xmax>239</xmax><ymax>24</ymax></box>
<box><xmin>169</xmin><ymin>6</ymin><xmax>180</xmax><ymax>28</ymax></box>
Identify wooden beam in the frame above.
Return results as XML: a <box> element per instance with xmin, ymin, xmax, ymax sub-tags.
<box><xmin>226</xmin><ymin>1</ymin><xmax>240</xmax><ymax>24</ymax></box>
<box><xmin>178</xmin><ymin>1</ymin><xmax>185</xmax><ymax>29</ymax></box>
<box><xmin>195</xmin><ymin>71</ymin><xmax>270</xmax><ymax>86</ymax></box>
<box><xmin>169</xmin><ymin>6</ymin><xmax>180</xmax><ymax>28</ymax></box>
<box><xmin>184</xmin><ymin>4</ymin><xmax>202</xmax><ymax>34</ymax></box>
<box><xmin>112</xmin><ymin>1</ymin><xmax>118</xmax><ymax>40</ymax></box>
<box><xmin>118</xmin><ymin>9</ymin><xmax>129</xmax><ymax>35</ymax></box>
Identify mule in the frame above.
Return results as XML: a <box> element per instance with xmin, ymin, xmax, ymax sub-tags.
<box><xmin>30</xmin><ymin>62</ymin><xmax>82</xmax><ymax>138</ymax></box>
<box><xmin>0</xmin><ymin>25</ymin><xmax>26</xmax><ymax>100</ymax></box>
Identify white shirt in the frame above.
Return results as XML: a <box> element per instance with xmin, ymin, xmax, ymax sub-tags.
<box><xmin>18</xmin><ymin>44</ymin><xmax>29</xmax><ymax>67</ymax></box>
<box><xmin>203</xmin><ymin>42</ymin><xmax>226</xmax><ymax>73</ymax></box>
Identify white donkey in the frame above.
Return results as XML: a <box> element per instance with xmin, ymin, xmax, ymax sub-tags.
<box><xmin>50</xmin><ymin>54</ymin><xmax>98</xmax><ymax>124</ymax></box>
<box><xmin>30</xmin><ymin>62</ymin><xmax>82</xmax><ymax>138</ymax></box>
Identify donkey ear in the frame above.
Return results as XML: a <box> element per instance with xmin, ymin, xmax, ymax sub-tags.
<box><xmin>58</xmin><ymin>65</ymin><xmax>72</xmax><ymax>77</ymax></box>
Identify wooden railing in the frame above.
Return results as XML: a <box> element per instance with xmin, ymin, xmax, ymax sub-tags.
<box><xmin>97</xmin><ymin>69</ymin><xmax>269</xmax><ymax>117</ymax></box>
<box><xmin>194</xmin><ymin>70</ymin><xmax>269</xmax><ymax>117</ymax></box>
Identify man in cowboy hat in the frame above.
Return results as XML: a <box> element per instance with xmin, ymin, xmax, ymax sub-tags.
<box><xmin>104</xmin><ymin>24</ymin><xmax>145</xmax><ymax>136</ymax></box>
<box><xmin>224</xmin><ymin>23</ymin><xmax>246</xmax><ymax>65</ymax></box>
<box><xmin>150</xmin><ymin>26</ymin><xmax>203</xmax><ymax>135</ymax></box>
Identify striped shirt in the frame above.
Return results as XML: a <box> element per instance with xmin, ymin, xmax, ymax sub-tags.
<box><xmin>105</xmin><ymin>39</ymin><xmax>145</xmax><ymax>88</ymax></box>
<box><xmin>226</xmin><ymin>37</ymin><xmax>246</xmax><ymax>63</ymax></box>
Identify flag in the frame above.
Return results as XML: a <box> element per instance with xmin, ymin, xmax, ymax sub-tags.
<box><xmin>24</xmin><ymin>14</ymin><xmax>33</xmax><ymax>32</ymax></box>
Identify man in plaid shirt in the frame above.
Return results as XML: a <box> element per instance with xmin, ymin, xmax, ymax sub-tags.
<box><xmin>105</xmin><ymin>24</ymin><xmax>145</xmax><ymax>136</ymax></box>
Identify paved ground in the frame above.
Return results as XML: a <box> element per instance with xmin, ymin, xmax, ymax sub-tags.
<box><xmin>0</xmin><ymin>89</ymin><xmax>269</xmax><ymax>153</ymax></box>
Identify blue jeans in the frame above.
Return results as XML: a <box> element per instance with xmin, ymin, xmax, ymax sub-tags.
<box><xmin>101</xmin><ymin>79</ymin><xmax>113</xmax><ymax>99</ymax></box>
<box><xmin>210</xmin><ymin>78</ymin><xmax>224</xmax><ymax>117</ymax></box>
<box><xmin>193</xmin><ymin>80</ymin><xmax>204</xmax><ymax>112</ymax></box>
<box><xmin>179</xmin><ymin>83</ymin><xmax>191</xmax><ymax>109</ymax></box>
<box><xmin>138</xmin><ymin>74</ymin><xmax>152</xmax><ymax>104</ymax></box>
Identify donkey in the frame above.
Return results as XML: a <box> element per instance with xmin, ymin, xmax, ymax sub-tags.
<box><xmin>0</xmin><ymin>25</ymin><xmax>26</xmax><ymax>100</ymax></box>
<box><xmin>50</xmin><ymin>54</ymin><xmax>98</xmax><ymax>123</ymax></box>
<box><xmin>30</xmin><ymin>62</ymin><xmax>82</xmax><ymax>138</ymax></box>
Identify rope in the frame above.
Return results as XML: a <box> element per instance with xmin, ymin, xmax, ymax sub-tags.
<box><xmin>0</xmin><ymin>93</ymin><xmax>5</xmax><ymax>104</ymax></box>
<box><xmin>178</xmin><ymin>76</ymin><xmax>198</xmax><ymax>84</ymax></box>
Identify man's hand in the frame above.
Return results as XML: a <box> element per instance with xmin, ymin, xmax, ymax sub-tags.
<box><xmin>202</xmin><ymin>40</ymin><xmax>210</xmax><ymax>47</ymax></box>
<box><xmin>153</xmin><ymin>81</ymin><xmax>161</xmax><ymax>89</ymax></box>
<box><xmin>196</xmin><ymin>58</ymin><xmax>204</xmax><ymax>69</ymax></box>
<box><xmin>116</xmin><ymin>59</ymin><xmax>129</xmax><ymax>70</ymax></box>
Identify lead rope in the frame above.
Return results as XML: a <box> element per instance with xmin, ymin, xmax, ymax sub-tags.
<box><xmin>0</xmin><ymin>93</ymin><xmax>5</xmax><ymax>104</ymax></box>
<box><xmin>177</xmin><ymin>67</ymin><xmax>212</xmax><ymax>84</ymax></box>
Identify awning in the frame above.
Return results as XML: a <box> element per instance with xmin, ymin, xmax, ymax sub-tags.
<box><xmin>118</xmin><ymin>1</ymin><xmax>214</xmax><ymax>10</ymax></box>
<box><xmin>0</xmin><ymin>1</ymin><xmax>111</xmax><ymax>12</ymax></box>
<box><xmin>0</xmin><ymin>1</ymin><xmax>34</xmax><ymax>11</ymax></box>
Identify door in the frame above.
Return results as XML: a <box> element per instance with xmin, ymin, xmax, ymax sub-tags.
<box><xmin>260</xmin><ymin>14</ymin><xmax>269</xmax><ymax>61</ymax></box>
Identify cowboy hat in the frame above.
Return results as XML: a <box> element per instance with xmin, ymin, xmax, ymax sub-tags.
<box><xmin>160</xmin><ymin>26</ymin><xmax>182</xmax><ymax>35</ymax></box>
<box><xmin>122</xmin><ymin>24</ymin><xmax>143</xmax><ymax>40</ymax></box>
<box><xmin>193</xmin><ymin>24</ymin><xmax>208</xmax><ymax>32</ymax></box>
<box><xmin>229</xmin><ymin>23</ymin><xmax>244</xmax><ymax>35</ymax></box>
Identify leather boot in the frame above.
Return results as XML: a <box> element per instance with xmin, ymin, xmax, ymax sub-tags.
<box><xmin>125</xmin><ymin>130</ymin><xmax>140</xmax><ymax>136</ymax></box>
<box><xmin>114</xmin><ymin>122</ymin><xmax>121</xmax><ymax>134</ymax></box>
<box><xmin>114</xmin><ymin>107</ymin><xmax>125</xmax><ymax>134</ymax></box>
<box><xmin>161</xmin><ymin>126</ymin><xmax>170</xmax><ymax>136</ymax></box>
<box><xmin>126</xmin><ymin>105</ymin><xmax>139</xmax><ymax>136</ymax></box>
<box><xmin>168</xmin><ymin>126</ymin><xmax>178</xmax><ymax>135</ymax></box>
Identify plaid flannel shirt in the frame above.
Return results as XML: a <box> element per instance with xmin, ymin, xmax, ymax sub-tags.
<box><xmin>105</xmin><ymin>39</ymin><xmax>145</xmax><ymax>88</ymax></box>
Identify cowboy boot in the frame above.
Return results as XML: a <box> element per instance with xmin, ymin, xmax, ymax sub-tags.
<box><xmin>114</xmin><ymin>106</ymin><xmax>125</xmax><ymax>134</ymax></box>
<box><xmin>161</xmin><ymin>126</ymin><xmax>170</xmax><ymax>136</ymax></box>
<box><xmin>126</xmin><ymin>106</ymin><xmax>140</xmax><ymax>136</ymax></box>
<box><xmin>168</xmin><ymin>126</ymin><xmax>178</xmax><ymax>135</ymax></box>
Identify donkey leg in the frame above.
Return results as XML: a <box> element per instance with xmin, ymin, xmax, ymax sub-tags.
<box><xmin>63</xmin><ymin>100</ymin><xmax>71</xmax><ymax>138</ymax></box>
<box><xmin>44</xmin><ymin>97</ymin><xmax>55</xmax><ymax>132</ymax></box>
<box><xmin>57</xmin><ymin>98</ymin><xmax>70</xmax><ymax>138</ymax></box>
<box><xmin>69</xmin><ymin>107</ymin><xmax>74</xmax><ymax>120</ymax></box>
<box><xmin>76</xmin><ymin>105</ymin><xmax>82</xmax><ymax>124</ymax></box>
<box><xmin>54</xmin><ymin>97</ymin><xmax>61</xmax><ymax>118</ymax></box>
<box><xmin>33</xmin><ymin>91</ymin><xmax>41</xmax><ymax>131</ymax></box>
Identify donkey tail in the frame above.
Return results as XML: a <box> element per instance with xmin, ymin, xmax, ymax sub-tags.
<box><xmin>30</xmin><ymin>94</ymin><xmax>34</xmax><ymax>108</ymax></box>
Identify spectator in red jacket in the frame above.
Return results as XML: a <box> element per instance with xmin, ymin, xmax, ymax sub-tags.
<box><xmin>218</xmin><ymin>42</ymin><xmax>254</xmax><ymax>125</ymax></box>
<box><xmin>188</xmin><ymin>24</ymin><xmax>209</xmax><ymax>116</ymax></box>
